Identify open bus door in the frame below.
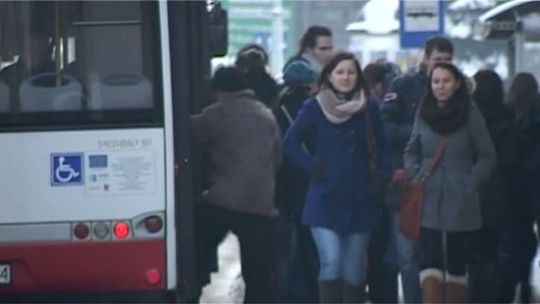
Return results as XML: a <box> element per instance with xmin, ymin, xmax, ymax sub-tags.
<box><xmin>168</xmin><ymin>1</ymin><xmax>227</xmax><ymax>302</ymax></box>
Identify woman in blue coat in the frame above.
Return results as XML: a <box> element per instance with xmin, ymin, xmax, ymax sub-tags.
<box><xmin>283</xmin><ymin>52</ymin><xmax>391</xmax><ymax>303</ymax></box>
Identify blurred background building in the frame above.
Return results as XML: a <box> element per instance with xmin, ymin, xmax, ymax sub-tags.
<box><xmin>216</xmin><ymin>0</ymin><xmax>540</xmax><ymax>82</ymax></box>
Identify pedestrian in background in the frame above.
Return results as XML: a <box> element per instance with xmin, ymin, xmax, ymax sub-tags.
<box><xmin>283</xmin><ymin>25</ymin><xmax>333</xmax><ymax>75</ymax></box>
<box><xmin>283</xmin><ymin>52</ymin><xmax>391</xmax><ymax>303</ymax></box>
<box><xmin>468</xmin><ymin>69</ymin><xmax>518</xmax><ymax>303</ymax></box>
<box><xmin>380</xmin><ymin>36</ymin><xmax>454</xmax><ymax>304</ymax></box>
<box><xmin>235</xmin><ymin>43</ymin><xmax>279</xmax><ymax>108</ymax></box>
<box><xmin>404</xmin><ymin>62</ymin><xmax>496</xmax><ymax>303</ymax></box>
<box><xmin>273</xmin><ymin>59</ymin><xmax>319</xmax><ymax>303</ymax></box>
<box><xmin>363</xmin><ymin>61</ymin><xmax>401</xmax><ymax>303</ymax></box>
<box><xmin>190</xmin><ymin>66</ymin><xmax>282</xmax><ymax>303</ymax></box>
<box><xmin>498</xmin><ymin>72</ymin><xmax>540</xmax><ymax>303</ymax></box>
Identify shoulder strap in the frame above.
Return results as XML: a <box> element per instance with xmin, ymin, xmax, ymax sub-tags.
<box><xmin>424</xmin><ymin>138</ymin><xmax>448</xmax><ymax>180</ymax></box>
<box><xmin>280</xmin><ymin>104</ymin><xmax>294</xmax><ymax>125</ymax></box>
<box><xmin>281</xmin><ymin>104</ymin><xmax>310</xmax><ymax>154</ymax></box>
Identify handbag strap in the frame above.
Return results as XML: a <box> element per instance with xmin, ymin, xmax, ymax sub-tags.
<box><xmin>423</xmin><ymin>138</ymin><xmax>448</xmax><ymax>180</ymax></box>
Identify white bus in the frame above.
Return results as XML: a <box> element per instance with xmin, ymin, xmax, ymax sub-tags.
<box><xmin>0</xmin><ymin>1</ymin><xmax>222</xmax><ymax>302</ymax></box>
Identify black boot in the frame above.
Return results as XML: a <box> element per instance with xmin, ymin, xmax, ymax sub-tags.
<box><xmin>318</xmin><ymin>280</ymin><xmax>342</xmax><ymax>303</ymax></box>
<box><xmin>343</xmin><ymin>282</ymin><xmax>366</xmax><ymax>303</ymax></box>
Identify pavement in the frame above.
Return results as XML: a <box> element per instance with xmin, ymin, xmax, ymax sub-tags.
<box><xmin>200</xmin><ymin>232</ymin><xmax>540</xmax><ymax>303</ymax></box>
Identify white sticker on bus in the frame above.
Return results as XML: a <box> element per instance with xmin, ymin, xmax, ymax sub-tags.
<box><xmin>86</xmin><ymin>150</ymin><xmax>156</xmax><ymax>195</ymax></box>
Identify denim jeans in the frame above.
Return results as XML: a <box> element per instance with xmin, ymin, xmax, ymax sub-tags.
<box><xmin>311</xmin><ymin>227</ymin><xmax>371</xmax><ymax>285</ymax></box>
<box><xmin>389</xmin><ymin>212</ymin><xmax>422</xmax><ymax>303</ymax></box>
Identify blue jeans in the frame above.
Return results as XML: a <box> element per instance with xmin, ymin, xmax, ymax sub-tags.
<box><xmin>311</xmin><ymin>227</ymin><xmax>371</xmax><ymax>285</ymax></box>
<box><xmin>389</xmin><ymin>212</ymin><xmax>422</xmax><ymax>303</ymax></box>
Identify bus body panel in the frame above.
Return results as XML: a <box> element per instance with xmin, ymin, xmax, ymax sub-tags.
<box><xmin>0</xmin><ymin>129</ymin><xmax>165</xmax><ymax>224</ymax></box>
<box><xmin>0</xmin><ymin>239</ymin><xmax>165</xmax><ymax>293</ymax></box>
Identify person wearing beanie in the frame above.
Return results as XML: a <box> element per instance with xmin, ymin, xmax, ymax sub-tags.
<box><xmin>191</xmin><ymin>66</ymin><xmax>282</xmax><ymax>303</ymax></box>
<box><xmin>273</xmin><ymin>59</ymin><xmax>319</xmax><ymax>303</ymax></box>
<box><xmin>283</xmin><ymin>60</ymin><xmax>317</xmax><ymax>87</ymax></box>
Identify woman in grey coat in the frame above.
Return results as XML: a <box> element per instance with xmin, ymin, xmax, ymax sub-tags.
<box><xmin>404</xmin><ymin>62</ymin><xmax>496</xmax><ymax>303</ymax></box>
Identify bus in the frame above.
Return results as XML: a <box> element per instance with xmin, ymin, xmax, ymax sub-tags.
<box><xmin>0</xmin><ymin>0</ymin><xmax>223</xmax><ymax>302</ymax></box>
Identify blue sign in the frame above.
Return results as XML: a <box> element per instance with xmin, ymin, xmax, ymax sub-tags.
<box><xmin>400</xmin><ymin>0</ymin><xmax>444</xmax><ymax>48</ymax></box>
<box><xmin>51</xmin><ymin>153</ymin><xmax>84</xmax><ymax>186</ymax></box>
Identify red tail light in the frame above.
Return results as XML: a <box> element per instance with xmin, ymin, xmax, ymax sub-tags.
<box><xmin>145</xmin><ymin>268</ymin><xmax>161</xmax><ymax>285</ymax></box>
<box><xmin>144</xmin><ymin>216</ymin><xmax>163</xmax><ymax>233</ymax></box>
<box><xmin>74</xmin><ymin>223</ymin><xmax>90</xmax><ymax>239</ymax></box>
<box><xmin>114</xmin><ymin>221</ymin><xmax>130</xmax><ymax>238</ymax></box>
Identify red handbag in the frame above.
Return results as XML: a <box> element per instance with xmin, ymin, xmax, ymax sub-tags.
<box><xmin>399</xmin><ymin>139</ymin><xmax>448</xmax><ymax>240</ymax></box>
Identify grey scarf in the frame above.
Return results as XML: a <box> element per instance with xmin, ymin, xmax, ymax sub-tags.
<box><xmin>317</xmin><ymin>88</ymin><xmax>366</xmax><ymax>124</ymax></box>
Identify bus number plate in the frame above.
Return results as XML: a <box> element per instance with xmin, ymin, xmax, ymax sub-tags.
<box><xmin>0</xmin><ymin>264</ymin><xmax>10</xmax><ymax>284</ymax></box>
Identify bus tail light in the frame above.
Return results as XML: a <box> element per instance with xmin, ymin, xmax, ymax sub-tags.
<box><xmin>74</xmin><ymin>223</ymin><xmax>90</xmax><ymax>239</ymax></box>
<box><xmin>145</xmin><ymin>268</ymin><xmax>161</xmax><ymax>285</ymax></box>
<box><xmin>113</xmin><ymin>221</ymin><xmax>130</xmax><ymax>238</ymax></box>
<box><xmin>144</xmin><ymin>216</ymin><xmax>163</xmax><ymax>233</ymax></box>
<box><xmin>93</xmin><ymin>222</ymin><xmax>110</xmax><ymax>239</ymax></box>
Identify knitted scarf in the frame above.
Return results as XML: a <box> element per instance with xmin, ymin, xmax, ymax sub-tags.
<box><xmin>317</xmin><ymin>88</ymin><xmax>366</xmax><ymax>124</ymax></box>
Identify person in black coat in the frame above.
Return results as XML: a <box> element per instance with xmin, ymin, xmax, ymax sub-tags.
<box><xmin>235</xmin><ymin>44</ymin><xmax>279</xmax><ymax>108</ymax></box>
<box><xmin>468</xmin><ymin>69</ymin><xmax>519</xmax><ymax>303</ymax></box>
<box><xmin>273</xmin><ymin>59</ymin><xmax>319</xmax><ymax>303</ymax></box>
<box><xmin>498</xmin><ymin>72</ymin><xmax>540</xmax><ymax>303</ymax></box>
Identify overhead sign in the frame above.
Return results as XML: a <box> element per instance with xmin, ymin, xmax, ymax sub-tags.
<box><xmin>400</xmin><ymin>0</ymin><xmax>445</xmax><ymax>48</ymax></box>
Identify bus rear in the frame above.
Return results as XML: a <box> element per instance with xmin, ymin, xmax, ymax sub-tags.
<box><xmin>0</xmin><ymin>1</ymin><xmax>186</xmax><ymax>301</ymax></box>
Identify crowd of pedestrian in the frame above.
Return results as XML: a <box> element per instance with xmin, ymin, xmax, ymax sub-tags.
<box><xmin>191</xmin><ymin>25</ymin><xmax>540</xmax><ymax>303</ymax></box>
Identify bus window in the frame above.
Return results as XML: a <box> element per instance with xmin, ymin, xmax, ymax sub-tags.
<box><xmin>0</xmin><ymin>1</ymin><xmax>161</xmax><ymax>128</ymax></box>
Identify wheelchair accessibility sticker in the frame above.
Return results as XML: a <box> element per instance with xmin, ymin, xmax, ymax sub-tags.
<box><xmin>51</xmin><ymin>153</ymin><xmax>84</xmax><ymax>186</ymax></box>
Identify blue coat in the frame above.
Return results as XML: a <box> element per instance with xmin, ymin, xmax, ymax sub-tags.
<box><xmin>283</xmin><ymin>97</ymin><xmax>391</xmax><ymax>234</ymax></box>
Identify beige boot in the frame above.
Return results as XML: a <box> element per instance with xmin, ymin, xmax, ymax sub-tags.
<box><xmin>445</xmin><ymin>274</ymin><xmax>468</xmax><ymax>303</ymax></box>
<box><xmin>420</xmin><ymin>269</ymin><xmax>443</xmax><ymax>303</ymax></box>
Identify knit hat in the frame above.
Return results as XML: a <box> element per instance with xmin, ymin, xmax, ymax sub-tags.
<box><xmin>211</xmin><ymin>66</ymin><xmax>248</xmax><ymax>92</ymax></box>
<box><xmin>283</xmin><ymin>60</ymin><xmax>317</xmax><ymax>86</ymax></box>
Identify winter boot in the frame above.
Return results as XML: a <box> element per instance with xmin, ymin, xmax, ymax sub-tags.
<box><xmin>343</xmin><ymin>282</ymin><xmax>366</xmax><ymax>303</ymax></box>
<box><xmin>421</xmin><ymin>269</ymin><xmax>443</xmax><ymax>303</ymax></box>
<box><xmin>318</xmin><ymin>280</ymin><xmax>342</xmax><ymax>303</ymax></box>
<box><xmin>446</xmin><ymin>281</ymin><xmax>467</xmax><ymax>303</ymax></box>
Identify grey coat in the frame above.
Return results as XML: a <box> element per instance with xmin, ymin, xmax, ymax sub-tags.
<box><xmin>404</xmin><ymin>102</ymin><xmax>496</xmax><ymax>231</ymax></box>
<box><xmin>190</xmin><ymin>90</ymin><xmax>282</xmax><ymax>217</ymax></box>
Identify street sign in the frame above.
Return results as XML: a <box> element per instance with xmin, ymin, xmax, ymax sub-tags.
<box><xmin>400</xmin><ymin>0</ymin><xmax>445</xmax><ymax>48</ymax></box>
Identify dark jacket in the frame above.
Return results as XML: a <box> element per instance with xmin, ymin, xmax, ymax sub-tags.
<box><xmin>190</xmin><ymin>89</ymin><xmax>282</xmax><ymax>216</ymax></box>
<box><xmin>380</xmin><ymin>69</ymin><xmax>427</xmax><ymax>169</ymax></box>
<box><xmin>476</xmin><ymin>102</ymin><xmax>519</xmax><ymax>227</ymax></box>
<box><xmin>244</xmin><ymin>68</ymin><xmax>279</xmax><ymax>109</ymax></box>
<box><xmin>404</xmin><ymin>103</ymin><xmax>496</xmax><ymax>231</ymax></box>
<box><xmin>273</xmin><ymin>86</ymin><xmax>312</xmax><ymax>218</ymax></box>
<box><xmin>283</xmin><ymin>97</ymin><xmax>391</xmax><ymax>233</ymax></box>
<box><xmin>510</xmin><ymin>98</ymin><xmax>540</xmax><ymax>224</ymax></box>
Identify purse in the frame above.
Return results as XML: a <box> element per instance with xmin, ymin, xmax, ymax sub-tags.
<box><xmin>399</xmin><ymin>138</ymin><xmax>448</xmax><ymax>240</ymax></box>
<box><xmin>365</xmin><ymin>107</ymin><xmax>390</xmax><ymax>203</ymax></box>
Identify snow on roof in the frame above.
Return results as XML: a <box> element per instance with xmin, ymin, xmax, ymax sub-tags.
<box><xmin>449</xmin><ymin>0</ymin><xmax>496</xmax><ymax>11</ymax></box>
<box><xmin>346</xmin><ymin>0</ymin><xmax>399</xmax><ymax>34</ymax></box>
<box><xmin>479</xmin><ymin>0</ymin><xmax>531</xmax><ymax>22</ymax></box>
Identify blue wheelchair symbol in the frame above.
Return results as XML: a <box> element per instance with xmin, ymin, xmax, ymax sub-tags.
<box><xmin>51</xmin><ymin>153</ymin><xmax>84</xmax><ymax>186</ymax></box>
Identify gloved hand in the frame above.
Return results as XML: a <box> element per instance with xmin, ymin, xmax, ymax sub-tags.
<box><xmin>392</xmin><ymin>169</ymin><xmax>407</xmax><ymax>184</ymax></box>
<box><xmin>312</xmin><ymin>159</ymin><xmax>326</xmax><ymax>182</ymax></box>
